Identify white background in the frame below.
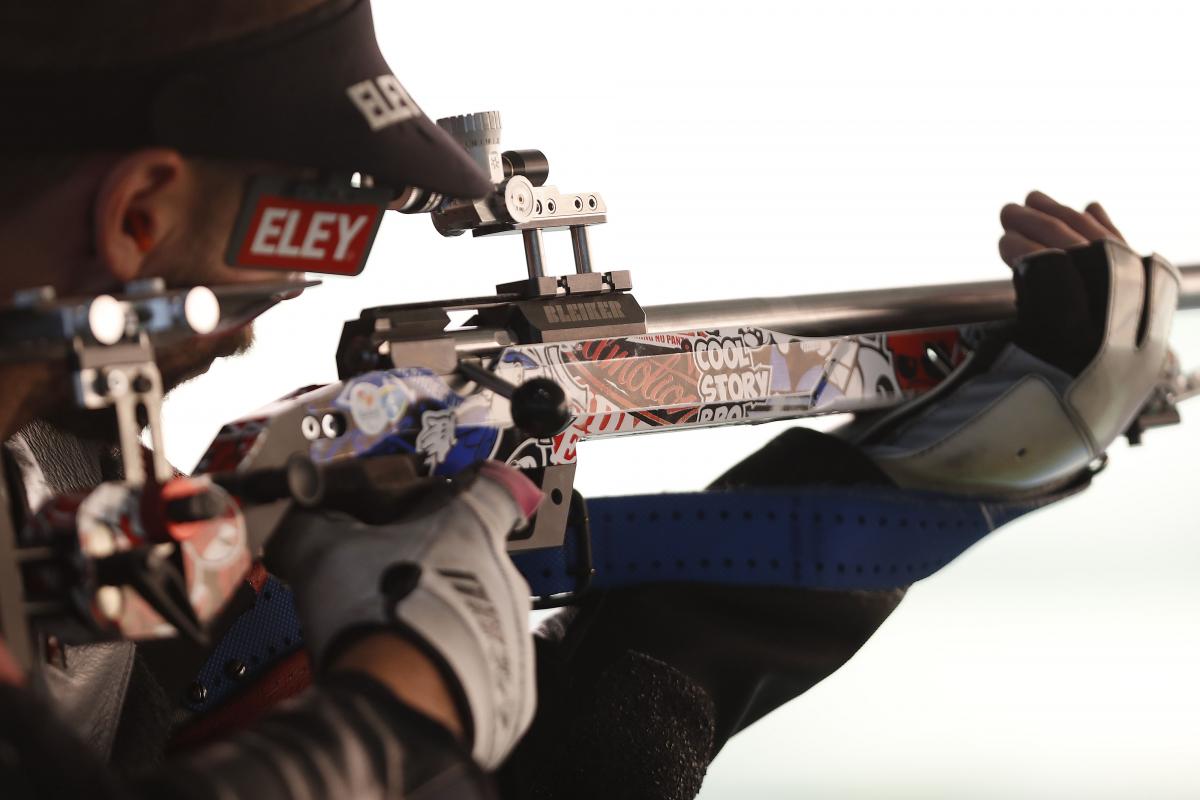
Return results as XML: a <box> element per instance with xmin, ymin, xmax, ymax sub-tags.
<box><xmin>162</xmin><ymin>2</ymin><xmax>1200</xmax><ymax>797</ymax></box>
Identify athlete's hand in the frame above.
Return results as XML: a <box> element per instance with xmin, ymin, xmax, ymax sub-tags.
<box><xmin>857</xmin><ymin>238</ymin><xmax>1179</xmax><ymax>496</ymax></box>
<box><xmin>998</xmin><ymin>190</ymin><xmax>1125</xmax><ymax>267</ymax></box>
<box><xmin>264</xmin><ymin>461</ymin><xmax>542</xmax><ymax>770</ymax></box>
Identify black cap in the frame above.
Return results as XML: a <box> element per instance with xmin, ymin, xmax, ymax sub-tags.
<box><xmin>0</xmin><ymin>0</ymin><xmax>492</xmax><ymax>201</ymax></box>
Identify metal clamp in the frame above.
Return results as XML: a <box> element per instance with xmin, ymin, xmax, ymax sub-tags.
<box><xmin>530</xmin><ymin>489</ymin><xmax>595</xmax><ymax>610</ymax></box>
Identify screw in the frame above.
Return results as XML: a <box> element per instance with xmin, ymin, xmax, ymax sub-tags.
<box><xmin>188</xmin><ymin>682</ymin><xmax>208</xmax><ymax>704</ymax></box>
<box><xmin>300</xmin><ymin>416</ymin><xmax>322</xmax><ymax>441</ymax></box>
<box><xmin>224</xmin><ymin>659</ymin><xmax>247</xmax><ymax>680</ymax></box>
<box><xmin>105</xmin><ymin>370</ymin><xmax>129</xmax><ymax>394</ymax></box>
<box><xmin>320</xmin><ymin>413</ymin><xmax>346</xmax><ymax>438</ymax></box>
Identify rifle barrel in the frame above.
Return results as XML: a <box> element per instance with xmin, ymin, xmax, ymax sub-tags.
<box><xmin>449</xmin><ymin>265</ymin><xmax>1200</xmax><ymax>353</ymax></box>
<box><xmin>644</xmin><ymin>264</ymin><xmax>1200</xmax><ymax>338</ymax></box>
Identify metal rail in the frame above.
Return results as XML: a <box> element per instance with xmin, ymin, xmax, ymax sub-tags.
<box><xmin>450</xmin><ymin>265</ymin><xmax>1200</xmax><ymax>353</ymax></box>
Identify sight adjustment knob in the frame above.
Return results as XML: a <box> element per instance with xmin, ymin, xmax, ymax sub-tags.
<box><xmin>437</xmin><ymin>110</ymin><xmax>504</xmax><ymax>184</ymax></box>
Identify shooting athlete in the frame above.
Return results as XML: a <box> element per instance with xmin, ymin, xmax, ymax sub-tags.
<box><xmin>0</xmin><ymin>0</ymin><xmax>541</xmax><ymax>797</ymax></box>
<box><xmin>0</xmin><ymin>1</ymin><xmax>1179</xmax><ymax>799</ymax></box>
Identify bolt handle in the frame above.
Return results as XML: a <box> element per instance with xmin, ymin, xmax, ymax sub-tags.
<box><xmin>211</xmin><ymin>454</ymin><xmax>433</xmax><ymax>525</ymax></box>
<box><xmin>458</xmin><ymin>361</ymin><xmax>572</xmax><ymax>439</ymax></box>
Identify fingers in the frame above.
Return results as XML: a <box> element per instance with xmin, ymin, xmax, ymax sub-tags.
<box><xmin>1000</xmin><ymin>202</ymin><xmax>1090</xmax><ymax>251</ymax></box>
<box><xmin>998</xmin><ymin>231</ymin><xmax>1053</xmax><ymax>269</ymax></box>
<box><xmin>1025</xmin><ymin>191</ymin><xmax>1115</xmax><ymax>243</ymax></box>
<box><xmin>998</xmin><ymin>191</ymin><xmax>1130</xmax><ymax>270</ymax></box>
<box><xmin>477</xmin><ymin>461</ymin><xmax>543</xmax><ymax>521</ymax></box>
<box><xmin>1084</xmin><ymin>202</ymin><xmax>1126</xmax><ymax>242</ymax></box>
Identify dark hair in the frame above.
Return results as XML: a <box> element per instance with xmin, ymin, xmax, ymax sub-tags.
<box><xmin>0</xmin><ymin>0</ymin><xmax>330</xmax><ymax>215</ymax></box>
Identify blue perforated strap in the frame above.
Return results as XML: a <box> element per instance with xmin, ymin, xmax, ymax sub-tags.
<box><xmin>511</xmin><ymin>486</ymin><xmax>1057</xmax><ymax>598</ymax></box>
<box><xmin>189</xmin><ymin>486</ymin><xmax>1058</xmax><ymax>713</ymax></box>
<box><xmin>186</xmin><ymin>575</ymin><xmax>303</xmax><ymax>713</ymax></box>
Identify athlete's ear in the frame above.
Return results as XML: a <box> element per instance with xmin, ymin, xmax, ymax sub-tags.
<box><xmin>94</xmin><ymin>149</ymin><xmax>188</xmax><ymax>284</ymax></box>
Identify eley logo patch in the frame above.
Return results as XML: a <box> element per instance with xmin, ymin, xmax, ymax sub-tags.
<box><xmin>228</xmin><ymin>178</ymin><xmax>391</xmax><ymax>276</ymax></box>
<box><xmin>237</xmin><ymin>195</ymin><xmax>377</xmax><ymax>273</ymax></box>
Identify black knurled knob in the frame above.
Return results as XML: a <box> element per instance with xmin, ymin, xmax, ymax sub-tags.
<box><xmin>510</xmin><ymin>378</ymin><xmax>571</xmax><ymax>439</ymax></box>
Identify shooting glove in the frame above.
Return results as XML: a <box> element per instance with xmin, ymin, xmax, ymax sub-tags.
<box><xmin>857</xmin><ymin>239</ymin><xmax>1180</xmax><ymax>495</ymax></box>
<box><xmin>264</xmin><ymin>461</ymin><xmax>542</xmax><ymax>770</ymax></box>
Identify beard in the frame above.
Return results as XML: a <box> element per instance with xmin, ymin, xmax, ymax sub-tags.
<box><xmin>158</xmin><ymin>324</ymin><xmax>255</xmax><ymax>392</ymax></box>
<box><xmin>18</xmin><ymin>161</ymin><xmax>276</xmax><ymax>453</ymax></box>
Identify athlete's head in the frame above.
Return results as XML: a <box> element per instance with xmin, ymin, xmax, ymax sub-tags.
<box><xmin>0</xmin><ymin>0</ymin><xmax>488</xmax><ymax>402</ymax></box>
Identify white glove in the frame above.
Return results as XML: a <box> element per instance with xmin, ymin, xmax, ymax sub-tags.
<box><xmin>265</xmin><ymin>460</ymin><xmax>542</xmax><ymax>769</ymax></box>
<box><xmin>856</xmin><ymin>240</ymin><xmax>1179</xmax><ymax>495</ymax></box>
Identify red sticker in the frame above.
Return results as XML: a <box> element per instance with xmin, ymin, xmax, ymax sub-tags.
<box><xmin>234</xmin><ymin>194</ymin><xmax>384</xmax><ymax>276</ymax></box>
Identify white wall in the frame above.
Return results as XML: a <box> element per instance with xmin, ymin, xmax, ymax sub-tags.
<box><xmin>161</xmin><ymin>2</ymin><xmax>1200</xmax><ymax>796</ymax></box>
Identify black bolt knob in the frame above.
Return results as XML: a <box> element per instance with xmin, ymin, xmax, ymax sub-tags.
<box><xmin>188</xmin><ymin>682</ymin><xmax>208</xmax><ymax>704</ymax></box>
<box><xmin>224</xmin><ymin>659</ymin><xmax>247</xmax><ymax>680</ymax></box>
<box><xmin>510</xmin><ymin>378</ymin><xmax>572</xmax><ymax>439</ymax></box>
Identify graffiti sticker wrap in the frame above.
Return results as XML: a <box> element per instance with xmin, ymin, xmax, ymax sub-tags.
<box><xmin>205</xmin><ymin>326</ymin><xmax>969</xmax><ymax>480</ymax></box>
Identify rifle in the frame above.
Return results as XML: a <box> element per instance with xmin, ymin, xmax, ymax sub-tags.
<box><xmin>195</xmin><ymin>112</ymin><xmax>1200</xmax><ymax>564</ymax></box>
<box><xmin>2</xmin><ymin>111</ymin><xmax>1199</xmax><ymax>669</ymax></box>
